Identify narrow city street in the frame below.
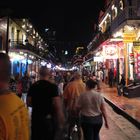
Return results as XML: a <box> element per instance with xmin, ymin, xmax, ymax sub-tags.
<box><xmin>100</xmin><ymin>103</ymin><xmax>140</xmax><ymax>140</ymax></box>
<box><xmin>1</xmin><ymin>0</ymin><xmax>140</xmax><ymax>140</ymax></box>
<box><xmin>28</xmin><ymin>94</ymin><xmax>140</xmax><ymax>140</ymax></box>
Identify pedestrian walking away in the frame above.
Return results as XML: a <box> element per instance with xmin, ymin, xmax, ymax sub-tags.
<box><xmin>76</xmin><ymin>79</ymin><xmax>109</xmax><ymax>140</ymax></box>
<box><xmin>63</xmin><ymin>71</ymin><xmax>86</xmax><ymax>140</ymax></box>
<box><xmin>21</xmin><ymin>72</ymin><xmax>32</xmax><ymax>103</ymax></box>
<box><xmin>96</xmin><ymin>69</ymin><xmax>103</xmax><ymax>90</ymax></box>
<box><xmin>108</xmin><ymin>69</ymin><xmax>114</xmax><ymax>88</ymax></box>
<box><xmin>27</xmin><ymin>66</ymin><xmax>65</xmax><ymax>140</ymax></box>
<box><xmin>117</xmin><ymin>74</ymin><xmax>126</xmax><ymax>96</ymax></box>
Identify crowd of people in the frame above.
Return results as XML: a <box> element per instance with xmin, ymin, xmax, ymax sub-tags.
<box><xmin>0</xmin><ymin>52</ymin><xmax>109</xmax><ymax>140</ymax></box>
<box><xmin>8</xmin><ymin>65</ymin><xmax>119</xmax><ymax>100</ymax></box>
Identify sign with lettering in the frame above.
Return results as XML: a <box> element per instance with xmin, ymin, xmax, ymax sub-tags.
<box><xmin>133</xmin><ymin>41</ymin><xmax>140</xmax><ymax>52</ymax></box>
<box><xmin>123</xmin><ymin>33</ymin><xmax>136</xmax><ymax>43</ymax></box>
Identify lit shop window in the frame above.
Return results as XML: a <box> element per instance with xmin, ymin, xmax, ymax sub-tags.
<box><xmin>120</xmin><ymin>0</ymin><xmax>124</xmax><ymax>11</ymax></box>
<box><xmin>112</xmin><ymin>5</ymin><xmax>118</xmax><ymax>20</ymax></box>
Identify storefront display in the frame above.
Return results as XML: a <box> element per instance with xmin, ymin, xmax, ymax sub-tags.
<box><xmin>133</xmin><ymin>42</ymin><xmax>140</xmax><ymax>79</ymax></box>
<box><xmin>9</xmin><ymin>51</ymin><xmax>42</xmax><ymax>78</ymax></box>
<box><xmin>136</xmin><ymin>53</ymin><xmax>140</xmax><ymax>78</ymax></box>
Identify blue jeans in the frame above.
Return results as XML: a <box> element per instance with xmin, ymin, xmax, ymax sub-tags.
<box><xmin>81</xmin><ymin>115</ymin><xmax>103</xmax><ymax>140</ymax></box>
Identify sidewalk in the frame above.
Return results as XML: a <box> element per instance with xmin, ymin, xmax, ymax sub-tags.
<box><xmin>99</xmin><ymin>83</ymin><xmax>140</xmax><ymax>129</ymax></box>
<box><xmin>100</xmin><ymin>103</ymin><xmax>140</xmax><ymax>140</ymax></box>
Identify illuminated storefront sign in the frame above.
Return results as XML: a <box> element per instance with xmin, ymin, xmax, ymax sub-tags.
<box><xmin>9</xmin><ymin>52</ymin><xmax>25</xmax><ymax>61</ymax></box>
<box><xmin>103</xmin><ymin>45</ymin><xmax>118</xmax><ymax>59</ymax></box>
<box><xmin>123</xmin><ymin>33</ymin><xmax>136</xmax><ymax>43</ymax></box>
<box><xmin>105</xmin><ymin>46</ymin><xmax>117</xmax><ymax>55</ymax></box>
<box><xmin>133</xmin><ymin>41</ymin><xmax>140</xmax><ymax>79</ymax></box>
<box><xmin>133</xmin><ymin>41</ymin><xmax>140</xmax><ymax>52</ymax></box>
<box><xmin>93</xmin><ymin>57</ymin><xmax>103</xmax><ymax>62</ymax></box>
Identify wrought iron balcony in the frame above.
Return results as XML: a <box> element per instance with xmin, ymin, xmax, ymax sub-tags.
<box><xmin>111</xmin><ymin>6</ymin><xmax>140</xmax><ymax>32</ymax></box>
<box><xmin>9</xmin><ymin>40</ymin><xmax>41</xmax><ymax>56</ymax></box>
<box><xmin>87</xmin><ymin>28</ymin><xmax>111</xmax><ymax>52</ymax></box>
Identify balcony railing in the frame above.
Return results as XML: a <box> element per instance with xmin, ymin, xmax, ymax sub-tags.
<box><xmin>87</xmin><ymin>28</ymin><xmax>111</xmax><ymax>52</ymax></box>
<box><xmin>10</xmin><ymin>40</ymin><xmax>40</xmax><ymax>56</ymax></box>
<box><xmin>111</xmin><ymin>6</ymin><xmax>140</xmax><ymax>32</ymax></box>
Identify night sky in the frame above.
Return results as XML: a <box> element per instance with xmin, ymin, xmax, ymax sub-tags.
<box><xmin>1</xmin><ymin>0</ymin><xmax>105</xmax><ymax>63</ymax></box>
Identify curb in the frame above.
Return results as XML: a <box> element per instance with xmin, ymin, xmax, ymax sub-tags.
<box><xmin>104</xmin><ymin>97</ymin><xmax>140</xmax><ymax>129</ymax></box>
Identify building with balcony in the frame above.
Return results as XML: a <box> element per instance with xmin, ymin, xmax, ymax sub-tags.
<box><xmin>86</xmin><ymin>0</ymin><xmax>140</xmax><ymax>85</ymax></box>
<box><xmin>0</xmin><ymin>17</ymin><xmax>49</xmax><ymax>78</ymax></box>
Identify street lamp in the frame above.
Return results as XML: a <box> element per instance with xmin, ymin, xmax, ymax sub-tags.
<box><xmin>45</xmin><ymin>28</ymin><xmax>49</xmax><ymax>32</ymax></box>
<box><xmin>65</xmin><ymin>50</ymin><xmax>68</xmax><ymax>55</ymax></box>
<box><xmin>22</xmin><ymin>24</ymin><xmax>25</xmax><ymax>28</ymax></box>
<box><xmin>29</xmin><ymin>24</ymin><xmax>33</xmax><ymax>29</ymax></box>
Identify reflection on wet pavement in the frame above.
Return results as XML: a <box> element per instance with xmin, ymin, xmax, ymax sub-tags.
<box><xmin>100</xmin><ymin>103</ymin><xmax>140</xmax><ymax>140</ymax></box>
<box><xmin>99</xmin><ymin>83</ymin><xmax>140</xmax><ymax>123</ymax></box>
